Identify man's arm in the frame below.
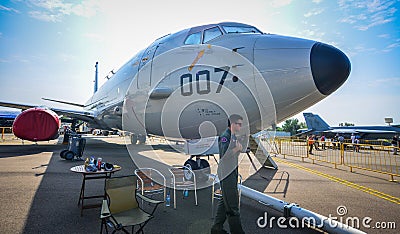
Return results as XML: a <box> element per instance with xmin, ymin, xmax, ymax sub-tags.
<box><xmin>218</xmin><ymin>136</ymin><xmax>230</xmax><ymax>157</ymax></box>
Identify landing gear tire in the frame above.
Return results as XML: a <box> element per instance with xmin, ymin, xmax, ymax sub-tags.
<box><xmin>200</xmin><ymin>159</ymin><xmax>210</xmax><ymax>169</ymax></box>
<box><xmin>138</xmin><ymin>135</ymin><xmax>146</xmax><ymax>144</ymax></box>
<box><xmin>102</xmin><ymin>131</ymin><xmax>109</xmax><ymax>136</ymax></box>
<box><xmin>184</xmin><ymin>159</ymin><xmax>198</xmax><ymax>181</ymax></box>
<box><xmin>64</xmin><ymin>151</ymin><xmax>75</xmax><ymax>160</ymax></box>
<box><xmin>198</xmin><ymin>159</ymin><xmax>211</xmax><ymax>182</ymax></box>
<box><xmin>131</xmin><ymin>134</ymin><xmax>138</xmax><ymax>145</ymax></box>
<box><xmin>60</xmin><ymin>149</ymin><xmax>68</xmax><ymax>159</ymax></box>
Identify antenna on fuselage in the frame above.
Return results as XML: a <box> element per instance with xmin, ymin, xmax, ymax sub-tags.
<box><xmin>94</xmin><ymin>62</ymin><xmax>98</xmax><ymax>93</ymax></box>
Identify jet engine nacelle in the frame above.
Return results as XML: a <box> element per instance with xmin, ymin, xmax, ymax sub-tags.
<box><xmin>12</xmin><ymin>107</ymin><xmax>60</xmax><ymax>141</ymax></box>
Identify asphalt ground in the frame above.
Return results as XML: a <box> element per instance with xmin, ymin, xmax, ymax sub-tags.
<box><xmin>0</xmin><ymin>135</ymin><xmax>398</xmax><ymax>233</ymax></box>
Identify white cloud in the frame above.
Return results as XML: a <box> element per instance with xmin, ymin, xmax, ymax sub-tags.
<box><xmin>338</xmin><ymin>14</ymin><xmax>367</xmax><ymax>24</ymax></box>
<box><xmin>0</xmin><ymin>4</ymin><xmax>20</xmax><ymax>13</ymax></box>
<box><xmin>382</xmin><ymin>40</ymin><xmax>400</xmax><ymax>52</ymax></box>
<box><xmin>356</xmin><ymin>17</ymin><xmax>394</xmax><ymax>31</ymax></box>
<box><xmin>297</xmin><ymin>29</ymin><xmax>325</xmax><ymax>41</ymax></box>
<box><xmin>58</xmin><ymin>53</ymin><xmax>77</xmax><ymax>62</ymax></box>
<box><xmin>70</xmin><ymin>1</ymin><xmax>98</xmax><ymax>18</ymax></box>
<box><xmin>83</xmin><ymin>33</ymin><xmax>104</xmax><ymax>43</ymax></box>
<box><xmin>270</xmin><ymin>0</ymin><xmax>292</xmax><ymax>8</ymax></box>
<box><xmin>378</xmin><ymin>34</ymin><xmax>390</xmax><ymax>38</ymax></box>
<box><xmin>304</xmin><ymin>8</ymin><xmax>325</xmax><ymax>17</ymax></box>
<box><xmin>26</xmin><ymin>0</ymin><xmax>100</xmax><ymax>22</ymax></box>
<box><xmin>12</xmin><ymin>55</ymin><xmax>30</xmax><ymax>64</ymax></box>
<box><xmin>337</xmin><ymin>0</ymin><xmax>346</xmax><ymax>8</ymax></box>
<box><xmin>368</xmin><ymin>77</ymin><xmax>400</xmax><ymax>87</ymax></box>
<box><xmin>387</xmin><ymin>42</ymin><xmax>400</xmax><ymax>49</ymax></box>
<box><xmin>29</xmin><ymin>0</ymin><xmax>69</xmax><ymax>11</ymax></box>
<box><xmin>313</xmin><ymin>0</ymin><xmax>323</xmax><ymax>3</ymax></box>
<box><xmin>29</xmin><ymin>10</ymin><xmax>62</xmax><ymax>22</ymax></box>
<box><xmin>338</xmin><ymin>0</ymin><xmax>397</xmax><ymax>31</ymax></box>
<box><xmin>347</xmin><ymin>43</ymin><xmax>377</xmax><ymax>56</ymax></box>
<box><xmin>354</xmin><ymin>44</ymin><xmax>377</xmax><ymax>52</ymax></box>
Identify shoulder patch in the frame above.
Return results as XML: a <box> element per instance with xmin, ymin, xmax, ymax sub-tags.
<box><xmin>221</xmin><ymin>137</ymin><xmax>228</xmax><ymax>143</ymax></box>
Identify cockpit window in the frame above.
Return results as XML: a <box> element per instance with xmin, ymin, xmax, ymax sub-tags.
<box><xmin>222</xmin><ymin>26</ymin><xmax>262</xmax><ymax>34</ymax></box>
<box><xmin>203</xmin><ymin>27</ymin><xmax>223</xmax><ymax>43</ymax></box>
<box><xmin>184</xmin><ymin>32</ymin><xmax>202</xmax><ymax>45</ymax></box>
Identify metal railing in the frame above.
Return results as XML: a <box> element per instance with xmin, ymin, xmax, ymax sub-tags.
<box><xmin>307</xmin><ymin>140</ymin><xmax>343</xmax><ymax>168</ymax></box>
<box><xmin>260</xmin><ymin>137</ymin><xmax>399</xmax><ymax>181</ymax></box>
<box><xmin>342</xmin><ymin>143</ymin><xmax>399</xmax><ymax>182</ymax></box>
<box><xmin>1</xmin><ymin>127</ymin><xmax>15</xmax><ymax>142</ymax></box>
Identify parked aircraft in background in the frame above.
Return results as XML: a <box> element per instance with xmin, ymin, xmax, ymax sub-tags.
<box><xmin>0</xmin><ymin>22</ymin><xmax>350</xmax><ymax>144</ymax></box>
<box><xmin>0</xmin><ymin>111</ymin><xmax>19</xmax><ymax>127</ymax></box>
<box><xmin>303</xmin><ymin>112</ymin><xmax>400</xmax><ymax>139</ymax></box>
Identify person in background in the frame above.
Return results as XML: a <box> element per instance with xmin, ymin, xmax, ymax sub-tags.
<box><xmin>355</xmin><ymin>137</ymin><xmax>360</xmax><ymax>152</ymax></box>
<box><xmin>351</xmin><ymin>133</ymin><xmax>356</xmax><ymax>151</ymax></box>
<box><xmin>314</xmin><ymin>135</ymin><xmax>320</xmax><ymax>150</ymax></box>
<box><xmin>308</xmin><ymin>134</ymin><xmax>315</xmax><ymax>154</ymax></box>
<box><xmin>320</xmin><ymin>135</ymin><xmax>326</xmax><ymax>150</ymax></box>
<box><xmin>338</xmin><ymin>134</ymin><xmax>345</xmax><ymax>150</ymax></box>
<box><xmin>332</xmin><ymin>134</ymin><xmax>339</xmax><ymax>150</ymax></box>
<box><xmin>392</xmin><ymin>135</ymin><xmax>398</xmax><ymax>155</ymax></box>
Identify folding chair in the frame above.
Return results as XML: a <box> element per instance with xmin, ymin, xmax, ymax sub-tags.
<box><xmin>211</xmin><ymin>174</ymin><xmax>242</xmax><ymax>218</ymax></box>
<box><xmin>100</xmin><ymin>175</ymin><xmax>163</xmax><ymax>234</ymax></box>
<box><xmin>134</xmin><ymin>168</ymin><xmax>166</xmax><ymax>202</ymax></box>
<box><xmin>169</xmin><ymin>165</ymin><xmax>198</xmax><ymax>209</ymax></box>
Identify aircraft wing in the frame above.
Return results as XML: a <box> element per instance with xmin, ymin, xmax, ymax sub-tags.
<box><xmin>326</xmin><ymin>128</ymin><xmax>398</xmax><ymax>134</ymax></box>
<box><xmin>0</xmin><ymin>100</ymin><xmax>36</xmax><ymax>110</ymax></box>
<box><xmin>326</xmin><ymin>129</ymin><xmax>359</xmax><ymax>134</ymax></box>
<box><xmin>51</xmin><ymin>107</ymin><xmax>95</xmax><ymax>122</ymax></box>
<box><xmin>294</xmin><ymin>128</ymin><xmax>315</xmax><ymax>136</ymax></box>
<box><xmin>0</xmin><ymin>100</ymin><xmax>95</xmax><ymax>122</ymax></box>
<box><xmin>350</xmin><ymin>129</ymin><xmax>398</xmax><ymax>134</ymax></box>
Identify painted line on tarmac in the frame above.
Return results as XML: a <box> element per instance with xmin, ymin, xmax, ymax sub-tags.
<box><xmin>274</xmin><ymin>157</ymin><xmax>400</xmax><ymax>205</ymax></box>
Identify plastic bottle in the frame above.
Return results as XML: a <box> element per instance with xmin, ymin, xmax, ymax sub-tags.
<box><xmin>97</xmin><ymin>157</ymin><xmax>102</xmax><ymax>170</ymax></box>
<box><xmin>184</xmin><ymin>189</ymin><xmax>189</xmax><ymax>197</ymax></box>
<box><xmin>89</xmin><ymin>156</ymin><xmax>95</xmax><ymax>166</ymax></box>
<box><xmin>166</xmin><ymin>192</ymin><xmax>171</xmax><ymax>207</ymax></box>
<box><xmin>84</xmin><ymin>158</ymin><xmax>89</xmax><ymax>169</ymax></box>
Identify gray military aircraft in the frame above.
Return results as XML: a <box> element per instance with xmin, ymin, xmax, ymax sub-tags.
<box><xmin>302</xmin><ymin>112</ymin><xmax>400</xmax><ymax>139</ymax></box>
<box><xmin>0</xmin><ymin>22</ymin><xmax>351</xmax><ymax>144</ymax></box>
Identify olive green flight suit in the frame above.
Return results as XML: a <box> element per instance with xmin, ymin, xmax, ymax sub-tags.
<box><xmin>211</xmin><ymin>128</ymin><xmax>245</xmax><ymax>234</ymax></box>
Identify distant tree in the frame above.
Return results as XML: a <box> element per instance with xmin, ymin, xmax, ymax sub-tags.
<box><xmin>275</xmin><ymin>126</ymin><xmax>283</xmax><ymax>131</ymax></box>
<box><xmin>281</xmin><ymin>118</ymin><xmax>307</xmax><ymax>135</ymax></box>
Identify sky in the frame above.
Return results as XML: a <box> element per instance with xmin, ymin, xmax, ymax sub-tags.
<box><xmin>0</xmin><ymin>0</ymin><xmax>399</xmax><ymax>127</ymax></box>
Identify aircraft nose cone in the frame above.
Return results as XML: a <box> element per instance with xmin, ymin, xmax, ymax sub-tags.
<box><xmin>310</xmin><ymin>42</ymin><xmax>351</xmax><ymax>95</ymax></box>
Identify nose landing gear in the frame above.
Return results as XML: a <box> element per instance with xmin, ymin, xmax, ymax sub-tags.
<box><xmin>183</xmin><ymin>155</ymin><xmax>212</xmax><ymax>181</ymax></box>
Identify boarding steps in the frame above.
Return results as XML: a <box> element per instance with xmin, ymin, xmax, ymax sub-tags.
<box><xmin>246</xmin><ymin>133</ymin><xmax>278</xmax><ymax>170</ymax></box>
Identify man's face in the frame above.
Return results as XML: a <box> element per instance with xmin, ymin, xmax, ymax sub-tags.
<box><xmin>232</xmin><ymin>119</ymin><xmax>243</xmax><ymax>133</ymax></box>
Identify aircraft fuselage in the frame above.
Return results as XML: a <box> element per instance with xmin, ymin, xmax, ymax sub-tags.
<box><xmin>83</xmin><ymin>22</ymin><xmax>350</xmax><ymax>139</ymax></box>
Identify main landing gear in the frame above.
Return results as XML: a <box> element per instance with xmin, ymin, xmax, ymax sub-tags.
<box><xmin>130</xmin><ymin>134</ymin><xmax>146</xmax><ymax>145</ymax></box>
<box><xmin>183</xmin><ymin>155</ymin><xmax>212</xmax><ymax>181</ymax></box>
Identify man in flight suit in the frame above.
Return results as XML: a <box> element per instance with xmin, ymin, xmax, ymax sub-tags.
<box><xmin>211</xmin><ymin>114</ymin><xmax>245</xmax><ymax>234</ymax></box>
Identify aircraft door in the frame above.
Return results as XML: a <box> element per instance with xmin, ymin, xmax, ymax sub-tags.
<box><xmin>137</xmin><ymin>44</ymin><xmax>159</xmax><ymax>89</ymax></box>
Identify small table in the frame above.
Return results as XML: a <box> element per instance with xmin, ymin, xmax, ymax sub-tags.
<box><xmin>70</xmin><ymin>165</ymin><xmax>121</xmax><ymax>216</ymax></box>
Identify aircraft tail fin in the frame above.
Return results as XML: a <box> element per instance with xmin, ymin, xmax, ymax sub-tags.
<box><xmin>94</xmin><ymin>62</ymin><xmax>98</xmax><ymax>94</ymax></box>
<box><xmin>303</xmin><ymin>113</ymin><xmax>330</xmax><ymax>131</ymax></box>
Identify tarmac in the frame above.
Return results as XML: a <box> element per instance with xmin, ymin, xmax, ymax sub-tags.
<box><xmin>0</xmin><ymin>135</ymin><xmax>398</xmax><ymax>234</ymax></box>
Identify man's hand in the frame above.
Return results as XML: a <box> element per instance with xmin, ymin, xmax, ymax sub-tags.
<box><xmin>233</xmin><ymin>141</ymin><xmax>243</xmax><ymax>153</ymax></box>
